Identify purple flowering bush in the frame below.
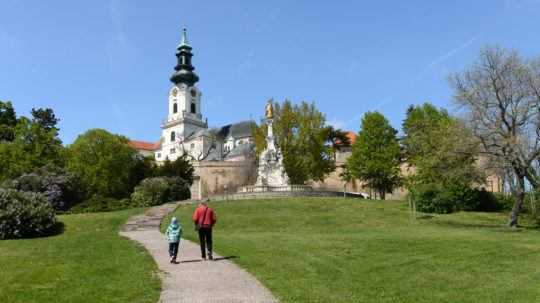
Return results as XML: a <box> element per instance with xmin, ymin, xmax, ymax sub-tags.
<box><xmin>0</xmin><ymin>188</ymin><xmax>56</xmax><ymax>239</ymax></box>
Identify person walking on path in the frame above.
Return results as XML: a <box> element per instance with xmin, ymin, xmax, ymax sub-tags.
<box><xmin>192</xmin><ymin>201</ymin><xmax>217</xmax><ymax>261</ymax></box>
<box><xmin>166</xmin><ymin>217</ymin><xmax>182</xmax><ymax>263</ymax></box>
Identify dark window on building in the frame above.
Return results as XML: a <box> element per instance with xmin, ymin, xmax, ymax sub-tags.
<box><xmin>171</xmin><ymin>131</ymin><xmax>176</xmax><ymax>142</ymax></box>
<box><xmin>191</xmin><ymin>102</ymin><xmax>196</xmax><ymax>114</ymax></box>
<box><xmin>173</xmin><ymin>103</ymin><xmax>178</xmax><ymax>113</ymax></box>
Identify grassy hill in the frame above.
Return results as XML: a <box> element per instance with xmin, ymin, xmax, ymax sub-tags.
<box><xmin>0</xmin><ymin>209</ymin><xmax>160</xmax><ymax>303</ymax></box>
<box><xmin>166</xmin><ymin>198</ymin><xmax>540</xmax><ymax>303</ymax></box>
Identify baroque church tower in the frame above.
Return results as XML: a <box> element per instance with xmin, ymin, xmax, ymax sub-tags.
<box><xmin>156</xmin><ymin>28</ymin><xmax>209</xmax><ymax>162</ymax></box>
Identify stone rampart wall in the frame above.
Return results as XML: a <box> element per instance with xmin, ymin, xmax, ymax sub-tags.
<box><xmin>208</xmin><ymin>190</ymin><xmax>365</xmax><ymax>201</ymax></box>
<box><xmin>190</xmin><ymin>160</ymin><xmax>257</xmax><ymax>200</ymax></box>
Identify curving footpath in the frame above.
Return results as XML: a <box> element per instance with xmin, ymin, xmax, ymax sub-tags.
<box><xmin>120</xmin><ymin>202</ymin><xmax>278</xmax><ymax>303</ymax></box>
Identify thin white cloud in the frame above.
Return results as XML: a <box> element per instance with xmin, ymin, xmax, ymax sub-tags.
<box><xmin>106</xmin><ymin>0</ymin><xmax>133</xmax><ymax>71</ymax></box>
<box><xmin>428</xmin><ymin>36</ymin><xmax>478</xmax><ymax>69</ymax></box>
<box><xmin>412</xmin><ymin>35</ymin><xmax>479</xmax><ymax>83</ymax></box>
<box><xmin>109</xmin><ymin>0</ymin><xmax>128</xmax><ymax>48</ymax></box>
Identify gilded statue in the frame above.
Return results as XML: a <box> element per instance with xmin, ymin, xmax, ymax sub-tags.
<box><xmin>265</xmin><ymin>101</ymin><xmax>274</xmax><ymax>119</ymax></box>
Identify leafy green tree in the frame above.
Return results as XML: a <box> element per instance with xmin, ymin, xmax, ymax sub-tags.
<box><xmin>402</xmin><ymin>103</ymin><xmax>483</xmax><ymax>187</ymax></box>
<box><xmin>156</xmin><ymin>155</ymin><xmax>194</xmax><ymax>185</ymax></box>
<box><xmin>66</xmin><ymin>129</ymin><xmax>139</xmax><ymax>199</ymax></box>
<box><xmin>31</xmin><ymin>108</ymin><xmax>59</xmax><ymax>132</ymax></box>
<box><xmin>347</xmin><ymin>112</ymin><xmax>401</xmax><ymax>199</ymax></box>
<box><xmin>0</xmin><ymin>101</ymin><xmax>17</xmax><ymax>142</ymax></box>
<box><xmin>253</xmin><ymin>100</ymin><xmax>335</xmax><ymax>184</ymax></box>
<box><xmin>0</xmin><ymin>116</ymin><xmax>64</xmax><ymax>181</ymax></box>
<box><xmin>129</xmin><ymin>155</ymin><xmax>158</xmax><ymax>191</ymax></box>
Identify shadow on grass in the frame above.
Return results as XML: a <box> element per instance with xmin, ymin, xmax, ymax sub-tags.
<box><xmin>213</xmin><ymin>256</ymin><xmax>238</xmax><ymax>261</ymax></box>
<box><xmin>4</xmin><ymin>221</ymin><xmax>65</xmax><ymax>240</ymax></box>
<box><xmin>47</xmin><ymin>221</ymin><xmax>66</xmax><ymax>237</ymax></box>
<box><xmin>430</xmin><ymin>220</ymin><xmax>529</xmax><ymax>232</ymax></box>
<box><xmin>179</xmin><ymin>256</ymin><xmax>238</xmax><ymax>263</ymax></box>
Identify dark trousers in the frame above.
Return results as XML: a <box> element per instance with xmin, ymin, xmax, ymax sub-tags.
<box><xmin>198</xmin><ymin>228</ymin><xmax>213</xmax><ymax>259</ymax></box>
<box><xmin>169</xmin><ymin>242</ymin><xmax>179</xmax><ymax>259</ymax></box>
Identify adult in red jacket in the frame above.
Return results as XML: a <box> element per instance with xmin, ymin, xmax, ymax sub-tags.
<box><xmin>192</xmin><ymin>200</ymin><xmax>217</xmax><ymax>260</ymax></box>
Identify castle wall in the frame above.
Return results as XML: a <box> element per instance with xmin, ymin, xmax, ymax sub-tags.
<box><xmin>309</xmin><ymin>160</ymin><xmax>413</xmax><ymax>200</ymax></box>
<box><xmin>189</xmin><ymin>152</ymin><xmax>504</xmax><ymax>201</ymax></box>
<box><xmin>310</xmin><ymin>152</ymin><xmax>503</xmax><ymax>200</ymax></box>
<box><xmin>190</xmin><ymin>160</ymin><xmax>257</xmax><ymax>200</ymax></box>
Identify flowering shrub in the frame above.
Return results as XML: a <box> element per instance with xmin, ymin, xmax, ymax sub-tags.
<box><xmin>0</xmin><ymin>188</ymin><xmax>56</xmax><ymax>239</ymax></box>
<box><xmin>6</xmin><ymin>167</ymin><xmax>80</xmax><ymax>212</ymax></box>
<box><xmin>131</xmin><ymin>177</ymin><xmax>190</xmax><ymax>207</ymax></box>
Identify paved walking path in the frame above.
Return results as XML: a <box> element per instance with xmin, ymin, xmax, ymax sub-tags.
<box><xmin>120</xmin><ymin>202</ymin><xmax>278</xmax><ymax>303</ymax></box>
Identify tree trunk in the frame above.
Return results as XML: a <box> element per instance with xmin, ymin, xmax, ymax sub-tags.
<box><xmin>380</xmin><ymin>190</ymin><xmax>386</xmax><ymax>200</ymax></box>
<box><xmin>508</xmin><ymin>175</ymin><xmax>525</xmax><ymax>227</ymax></box>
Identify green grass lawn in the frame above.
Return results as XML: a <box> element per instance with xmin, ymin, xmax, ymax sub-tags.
<box><xmin>0</xmin><ymin>209</ymin><xmax>160</xmax><ymax>303</ymax></box>
<box><xmin>165</xmin><ymin>198</ymin><xmax>540</xmax><ymax>303</ymax></box>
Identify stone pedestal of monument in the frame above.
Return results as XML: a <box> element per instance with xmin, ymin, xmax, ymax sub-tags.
<box><xmin>237</xmin><ymin>102</ymin><xmax>312</xmax><ymax>195</ymax></box>
<box><xmin>254</xmin><ymin>119</ymin><xmax>289</xmax><ymax>187</ymax></box>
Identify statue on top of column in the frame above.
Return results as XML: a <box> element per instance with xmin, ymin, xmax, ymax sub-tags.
<box><xmin>265</xmin><ymin>100</ymin><xmax>273</xmax><ymax>120</ymax></box>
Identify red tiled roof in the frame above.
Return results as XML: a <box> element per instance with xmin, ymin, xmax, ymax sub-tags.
<box><xmin>128</xmin><ymin>140</ymin><xmax>160</xmax><ymax>151</ymax></box>
<box><xmin>335</xmin><ymin>131</ymin><xmax>357</xmax><ymax>146</ymax></box>
<box><xmin>345</xmin><ymin>131</ymin><xmax>357</xmax><ymax>145</ymax></box>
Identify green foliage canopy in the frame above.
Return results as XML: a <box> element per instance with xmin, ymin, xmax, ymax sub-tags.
<box><xmin>0</xmin><ymin>101</ymin><xmax>17</xmax><ymax>142</ymax></box>
<box><xmin>252</xmin><ymin>100</ymin><xmax>335</xmax><ymax>184</ymax></box>
<box><xmin>66</xmin><ymin>129</ymin><xmax>139</xmax><ymax>199</ymax></box>
<box><xmin>346</xmin><ymin>112</ymin><xmax>401</xmax><ymax>199</ymax></box>
<box><xmin>156</xmin><ymin>156</ymin><xmax>195</xmax><ymax>185</ymax></box>
<box><xmin>0</xmin><ymin>115</ymin><xmax>64</xmax><ymax>182</ymax></box>
<box><xmin>402</xmin><ymin>103</ymin><xmax>483</xmax><ymax>187</ymax></box>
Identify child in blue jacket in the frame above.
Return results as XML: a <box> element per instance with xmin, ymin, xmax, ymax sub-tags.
<box><xmin>166</xmin><ymin>217</ymin><xmax>182</xmax><ymax>263</ymax></box>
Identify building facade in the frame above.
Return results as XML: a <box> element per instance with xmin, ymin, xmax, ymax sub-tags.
<box><xmin>149</xmin><ymin>28</ymin><xmax>255</xmax><ymax>163</ymax></box>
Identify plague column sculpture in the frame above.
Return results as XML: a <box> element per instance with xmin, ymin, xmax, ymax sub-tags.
<box><xmin>255</xmin><ymin>101</ymin><xmax>289</xmax><ymax>187</ymax></box>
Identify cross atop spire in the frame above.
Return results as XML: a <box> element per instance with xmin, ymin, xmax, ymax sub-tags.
<box><xmin>180</xmin><ymin>27</ymin><xmax>189</xmax><ymax>47</ymax></box>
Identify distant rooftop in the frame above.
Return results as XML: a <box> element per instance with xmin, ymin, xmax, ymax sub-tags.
<box><xmin>128</xmin><ymin>140</ymin><xmax>160</xmax><ymax>151</ymax></box>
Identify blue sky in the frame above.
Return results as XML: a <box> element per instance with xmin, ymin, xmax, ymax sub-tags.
<box><xmin>1</xmin><ymin>0</ymin><xmax>540</xmax><ymax>144</ymax></box>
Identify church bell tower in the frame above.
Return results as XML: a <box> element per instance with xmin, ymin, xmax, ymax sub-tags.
<box><xmin>157</xmin><ymin>28</ymin><xmax>207</xmax><ymax>161</ymax></box>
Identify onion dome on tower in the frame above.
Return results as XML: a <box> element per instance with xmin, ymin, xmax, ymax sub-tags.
<box><xmin>170</xmin><ymin>28</ymin><xmax>199</xmax><ymax>86</ymax></box>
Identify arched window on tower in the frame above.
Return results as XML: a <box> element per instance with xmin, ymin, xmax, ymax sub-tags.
<box><xmin>191</xmin><ymin>102</ymin><xmax>196</xmax><ymax>114</ymax></box>
<box><xmin>173</xmin><ymin>103</ymin><xmax>178</xmax><ymax>114</ymax></box>
<box><xmin>170</xmin><ymin>131</ymin><xmax>176</xmax><ymax>142</ymax></box>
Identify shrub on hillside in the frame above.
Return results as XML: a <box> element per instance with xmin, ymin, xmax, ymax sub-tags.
<box><xmin>155</xmin><ymin>156</ymin><xmax>194</xmax><ymax>185</ymax></box>
<box><xmin>411</xmin><ymin>183</ymin><xmax>456</xmax><ymax>214</ymax></box>
<box><xmin>482</xmin><ymin>193</ymin><xmax>513</xmax><ymax>212</ymax></box>
<box><xmin>131</xmin><ymin>177</ymin><xmax>190</xmax><ymax>207</ymax></box>
<box><xmin>167</xmin><ymin>177</ymin><xmax>191</xmax><ymax>201</ymax></box>
<box><xmin>5</xmin><ymin>166</ymin><xmax>81</xmax><ymax>212</ymax></box>
<box><xmin>410</xmin><ymin>183</ymin><xmax>500</xmax><ymax>214</ymax></box>
<box><xmin>0</xmin><ymin>188</ymin><xmax>56</xmax><ymax>239</ymax></box>
<box><xmin>131</xmin><ymin>177</ymin><xmax>169</xmax><ymax>207</ymax></box>
<box><xmin>70</xmin><ymin>195</ymin><xmax>131</xmax><ymax>213</ymax></box>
